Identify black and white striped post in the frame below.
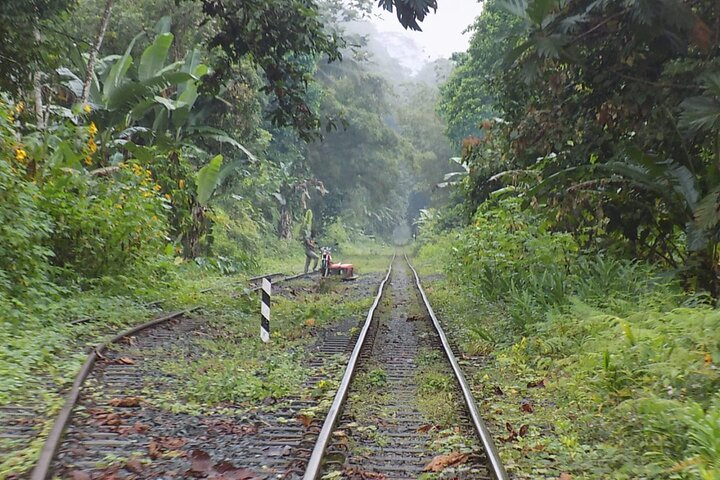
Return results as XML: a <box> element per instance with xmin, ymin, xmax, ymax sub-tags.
<box><xmin>260</xmin><ymin>277</ymin><xmax>271</xmax><ymax>343</ymax></box>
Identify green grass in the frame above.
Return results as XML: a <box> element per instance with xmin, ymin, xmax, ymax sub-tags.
<box><xmin>413</xmin><ymin>254</ymin><xmax>720</xmax><ymax>479</ymax></box>
<box><xmin>147</xmin><ymin>276</ymin><xmax>373</xmax><ymax>409</ymax></box>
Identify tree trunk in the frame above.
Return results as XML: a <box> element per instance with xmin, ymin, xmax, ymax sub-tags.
<box><xmin>32</xmin><ymin>71</ymin><xmax>45</xmax><ymax>130</ymax></box>
<box><xmin>278</xmin><ymin>204</ymin><xmax>293</xmax><ymax>239</ymax></box>
<box><xmin>81</xmin><ymin>0</ymin><xmax>114</xmax><ymax>105</ymax></box>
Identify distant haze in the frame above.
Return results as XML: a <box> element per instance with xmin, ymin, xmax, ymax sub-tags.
<box><xmin>369</xmin><ymin>1</ymin><xmax>484</xmax><ymax>73</ymax></box>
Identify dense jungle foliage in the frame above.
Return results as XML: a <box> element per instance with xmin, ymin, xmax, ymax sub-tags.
<box><xmin>416</xmin><ymin>0</ymin><xmax>720</xmax><ymax>478</ymax></box>
<box><xmin>0</xmin><ymin>0</ymin><xmax>448</xmax><ymax>311</ymax></box>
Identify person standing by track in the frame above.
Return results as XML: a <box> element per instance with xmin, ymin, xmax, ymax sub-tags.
<box><xmin>304</xmin><ymin>233</ymin><xmax>319</xmax><ymax>273</ymax></box>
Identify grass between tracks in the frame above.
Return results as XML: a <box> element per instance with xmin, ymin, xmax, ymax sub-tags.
<box><xmin>0</xmin><ymin>242</ymin><xmax>391</xmax><ymax>478</ymax></box>
<box><xmin>148</xmin><ymin>277</ymin><xmax>375</xmax><ymax>411</ymax></box>
<box><xmin>411</xmin><ymin>236</ymin><xmax>720</xmax><ymax>480</ymax></box>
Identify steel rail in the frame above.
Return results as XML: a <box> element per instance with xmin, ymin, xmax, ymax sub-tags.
<box><xmin>405</xmin><ymin>253</ymin><xmax>509</xmax><ymax>480</ymax></box>
<box><xmin>31</xmin><ymin>270</ymin><xmax>311</xmax><ymax>480</ymax></box>
<box><xmin>303</xmin><ymin>254</ymin><xmax>395</xmax><ymax>480</ymax></box>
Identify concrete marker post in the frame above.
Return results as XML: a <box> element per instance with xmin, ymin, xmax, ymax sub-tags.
<box><xmin>260</xmin><ymin>277</ymin><xmax>271</xmax><ymax>342</ymax></box>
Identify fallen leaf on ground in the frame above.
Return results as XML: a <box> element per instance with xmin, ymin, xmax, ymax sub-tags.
<box><xmin>186</xmin><ymin>450</ymin><xmax>259</xmax><ymax>479</ymax></box>
<box><xmin>406</xmin><ymin>314</ymin><xmax>423</xmax><ymax>322</ymax></box>
<box><xmin>343</xmin><ymin>467</ymin><xmax>386</xmax><ymax>479</ymax></box>
<box><xmin>68</xmin><ymin>471</ymin><xmax>91</xmax><ymax>480</ymax></box>
<box><xmin>158</xmin><ymin>437</ymin><xmax>187</xmax><ymax>450</ymax></box>
<box><xmin>416</xmin><ymin>424</ymin><xmax>438</xmax><ymax>433</ymax></box>
<box><xmin>501</xmin><ymin>422</ymin><xmax>518</xmax><ymax>442</ymax></box>
<box><xmin>204</xmin><ymin>419</ymin><xmax>257</xmax><ymax>435</ymax></box>
<box><xmin>116</xmin><ymin>357</ymin><xmax>135</xmax><ymax>365</ymax></box>
<box><xmin>559</xmin><ymin>474</ymin><xmax>572</xmax><ymax>480</ymax></box>
<box><xmin>422</xmin><ymin>452</ymin><xmax>470</xmax><ymax>472</ymax></box>
<box><xmin>125</xmin><ymin>459</ymin><xmax>143</xmax><ymax>473</ymax></box>
<box><xmin>493</xmin><ymin>386</ymin><xmax>504</xmax><ymax>396</ymax></box>
<box><xmin>213</xmin><ymin>461</ymin><xmax>259</xmax><ymax>479</ymax></box>
<box><xmin>519</xmin><ymin>424</ymin><xmax>529</xmax><ymax>437</ymax></box>
<box><xmin>520</xmin><ymin>399</ymin><xmax>534</xmax><ymax>413</ymax></box>
<box><xmin>305</xmin><ymin>318</ymin><xmax>316</xmax><ymax>327</ymax></box>
<box><xmin>148</xmin><ymin>440</ymin><xmax>162</xmax><ymax>459</ymax></box>
<box><xmin>297</xmin><ymin>414</ymin><xmax>313</xmax><ymax>427</ymax></box>
<box><xmin>109</xmin><ymin>397</ymin><xmax>141</xmax><ymax>407</ymax></box>
<box><xmin>189</xmin><ymin>450</ymin><xmax>213</xmax><ymax>476</ymax></box>
<box><xmin>527</xmin><ymin>378</ymin><xmax>546</xmax><ymax>388</ymax></box>
<box><xmin>91</xmin><ymin>411</ymin><xmax>122</xmax><ymax>426</ymax></box>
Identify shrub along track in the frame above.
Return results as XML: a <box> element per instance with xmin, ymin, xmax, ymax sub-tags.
<box><xmin>27</xmin><ymin>270</ymin><xmax>384</xmax><ymax>480</ymax></box>
<box><xmin>302</xmin><ymin>254</ymin><xmax>508</xmax><ymax>480</ymax></box>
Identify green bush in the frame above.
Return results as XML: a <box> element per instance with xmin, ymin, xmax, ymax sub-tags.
<box><xmin>416</xmin><ymin>197</ymin><xmax>719</xmax><ymax>478</ymax></box>
<box><xmin>0</xmin><ymin>99</ymin><xmax>54</xmax><ymax>304</ymax></box>
<box><xmin>209</xmin><ymin>205</ymin><xmax>263</xmax><ymax>271</ymax></box>
<box><xmin>39</xmin><ymin>162</ymin><xmax>169</xmax><ymax>282</ymax></box>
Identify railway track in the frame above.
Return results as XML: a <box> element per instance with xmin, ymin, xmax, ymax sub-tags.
<box><xmin>303</xmin><ymin>254</ymin><xmax>508</xmax><ymax>480</ymax></box>
<box><xmin>15</xmin><ymin>255</ymin><xmax>506</xmax><ymax>480</ymax></box>
<box><xmin>19</xmin><ymin>270</ymin><xmax>321</xmax><ymax>480</ymax></box>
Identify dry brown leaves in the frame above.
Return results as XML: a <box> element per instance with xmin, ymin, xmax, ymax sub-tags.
<box><xmin>88</xmin><ymin>409</ymin><xmax>123</xmax><ymax>427</ymax></box>
<box><xmin>109</xmin><ymin>396</ymin><xmax>142</xmax><ymax>408</ymax></box>
<box><xmin>148</xmin><ymin>437</ymin><xmax>187</xmax><ymax>459</ymax></box>
<box><xmin>296</xmin><ymin>414</ymin><xmax>313</xmax><ymax>428</ymax></box>
<box><xmin>527</xmin><ymin>378</ymin><xmax>547</xmax><ymax>389</ymax></box>
<box><xmin>416</xmin><ymin>424</ymin><xmax>440</xmax><ymax>433</ymax></box>
<box><xmin>342</xmin><ymin>467</ymin><xmax>386</xmax><ymax>479</ymax></box>
<box><xmin>187</xmin><ymin>450</ymin><xmax>259</xmax><ymax>479</ymax></box>
<box><xmin>118</xmin><ymin>421</ymin><xmax>150</xmax><ymax>436</ymax></box>
<box><xmin>125</xmin><ymin>459</ymin><xmax>144</xmax><ymax>473</ymax></box>
<box><xmin>422</xmin><ymin>452</ymin><xmax>470</xmax><ymax>472</ymax></box>
<box><xmin>500</xmin><ymin>422</ymin><xmax>530</xmax><ymax>443</ymax></box>
<box><xmin>68</xmin><ymin>471</ymin><xmax>91</xmax><ymax>480</ymax></box>
<box><xmin>520</xmin><ymin>399</ymin><xmax>534</xmax><ymax>413</ymax></box>
<box><xmin>205</xmin><ymin>419</ymin><xmax>257</xmax><ymax>436</ymax></box>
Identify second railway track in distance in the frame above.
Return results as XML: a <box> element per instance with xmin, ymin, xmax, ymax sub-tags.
<box><xmin>30</xmin><ymin>270</ymin><xmax>331</xmax><ymax>480</ymax></box>
<box><xmin>303</xmin><ymin>254</ymin><xmax>508</xmax><ymax>480</ymax></box>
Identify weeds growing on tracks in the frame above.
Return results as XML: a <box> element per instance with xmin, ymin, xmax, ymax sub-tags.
<box><xmin>146</xmin><ymin>279</ymin><xmax>374</xmax><ymax>409</ymax></box>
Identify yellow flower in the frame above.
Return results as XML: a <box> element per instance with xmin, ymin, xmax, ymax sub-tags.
<box><xmin>178</xmin><ymin>179</ymin><xmax>185</xmax><ymax>189</ymax></box>
<box><xmin>115</xmin><ymin>204</ymin><xmax>123</xmax><ymax>209</ymax></box>
<box><xmin>152</xmin><ymin>215</ymin><xmax>158</xmax><ymax>221</ymax></box>
<box><xmin>84</xmin><ymin>156</ymin><xmax>93</xmax><ymax>166</ymax></box>
<box><xmin>153</xmin><ymin>184</ymin><xmax>162</xmax><ymax>192</ymax></box>
<box><xmin>87</xmin><ymin>138</ymin><xmax>97</xmax><ymax>153</ymax></box>
<box><xmin>164</xmin><ymin>194</ymin><xmax>171</xmax><ymax>200</ymax></box>
<box><xmin>14</xmin><ymin>147</ymin><xmax>27</xmax><ymax>162</ymax></box>
<box><xmin>15</xmin><ymin>102</ymin><xmax>24</xmax><ymax>114</ymax></box>
<box><xmin>84</xmin><ymin>104</ymin><xmax>91</xmax><ymax>113</ymax></box>
<box><xmin>88</xmin><ymin>122</ymin><xmax>98</xmax><ymax>136</ymax></box>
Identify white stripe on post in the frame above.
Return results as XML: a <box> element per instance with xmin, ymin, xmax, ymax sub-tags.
<box><xmin>260</xmin><ymin>277</ymin><xmax>271</xmax><ymax>343</ymax></box>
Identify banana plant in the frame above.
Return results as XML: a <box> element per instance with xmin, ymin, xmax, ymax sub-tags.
<box><xmin>58</xmin><ymin>29</ymin><xmax>256</xmax><ymax>168</ymax></box>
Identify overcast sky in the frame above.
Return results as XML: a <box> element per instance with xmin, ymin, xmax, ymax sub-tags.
<box><xmin>369</xmin><ymin>1</ymin><xmax>484</xmax><ymax>61</ymax></box>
